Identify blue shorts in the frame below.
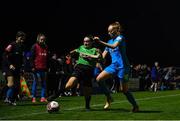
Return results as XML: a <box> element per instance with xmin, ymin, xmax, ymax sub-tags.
<box><xmin>104</xmin><ymin>63</ymin><xmax>130</xmax><ymax>83</ymax></box>
<box><xmin>94</xmin><ymin>67</ymin><xmax>101</xmax><ymax>77</ymax></box>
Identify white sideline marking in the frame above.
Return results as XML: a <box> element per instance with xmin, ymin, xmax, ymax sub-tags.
<box><xmin>1</xmin><ymin>93</ymin><xmax>180</xmax><ymax>119</ymax></box>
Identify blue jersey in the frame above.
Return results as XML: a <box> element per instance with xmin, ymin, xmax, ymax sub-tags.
<box><xmin>104</xmin><ymin>35</ymin><xmax>130</xmax><ymax>80</ymax></box>
<box><xmin>151</xmin><ymin>66</ymin><xmax>159</xmax><ymax>80</ymax></box>
<box><xmin>105</xmin><ymin>35</ymin><xmax>130</xmax><ymax>68</ymax></box>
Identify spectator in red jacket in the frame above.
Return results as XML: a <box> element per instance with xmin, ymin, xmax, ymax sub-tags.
<box><xmin>30</xmin><ymin>33</ymin><xmax>48</xmax><ymax>103</ymax></box>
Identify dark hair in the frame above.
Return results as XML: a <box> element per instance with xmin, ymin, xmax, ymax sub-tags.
<box><xmin>16</xmin><ymin>31</ymin><xmax>26</xmax><ymax>38</ymax></box>
<box><xmin>86</xmin><ymin>35</ymin><xmax>94</xmax><ymax>41</ymax></box>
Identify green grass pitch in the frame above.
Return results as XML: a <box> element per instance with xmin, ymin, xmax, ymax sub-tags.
<box><xmin>0</xmin><ymin>90</ymin><xmax>180</xmax><ymax>120</ymax></box>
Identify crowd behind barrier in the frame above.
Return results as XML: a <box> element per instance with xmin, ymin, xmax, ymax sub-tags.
<box><xmin>1</xmin><ymin>58</ymin><xmax>180</xmax><ymax>101</ymax></box>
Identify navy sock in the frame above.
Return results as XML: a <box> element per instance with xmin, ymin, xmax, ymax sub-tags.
<box><xmin>85</xmin><ymin>96</ymin><xmax>91</xmax><ymax>109</ymax></box>
<box><xmin>98</xmin><ymin>81</ymin><xmax>111</xmax><ymax>97</ymax></box>
<box><xmin>123</xmin><ymin>91</ymin><xmax>138</xmax><ymax>107</ymax></box>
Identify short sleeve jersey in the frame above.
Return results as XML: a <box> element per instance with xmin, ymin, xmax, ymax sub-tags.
<box><xmin>105</xmin><ymin>35</ymin><xmax>130</xmax><ymax>68</ymax></box>
<box><xmin>76</xmin><ymin>45</ymin><xmax>98</xmax><ymax>67</ymax></box>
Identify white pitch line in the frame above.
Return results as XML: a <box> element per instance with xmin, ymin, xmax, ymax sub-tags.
<box><xmin>1</xmin><ymin>93</ymin><xmax>180</xmax><ymax>119</ymax></box>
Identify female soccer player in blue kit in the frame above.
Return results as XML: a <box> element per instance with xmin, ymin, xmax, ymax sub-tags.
<box><xmin>94</xmin><ymin>21</ymin><xmax>139</xmax><ymax>112</ymax></box>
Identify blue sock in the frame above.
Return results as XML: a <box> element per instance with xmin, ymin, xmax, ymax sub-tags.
<box><xmin>6</xmin><ymin>87</ymin><xmax>13</xmax><ymax>98</ymax></box>
<box><xmin>32</xmin><ymin>80</ymin><xmax>37</xmax><ymax>98</ymax></box>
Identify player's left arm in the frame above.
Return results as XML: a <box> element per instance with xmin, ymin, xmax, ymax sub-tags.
<box><xmin>69</xmin><ymin>49</ymin><xmax>78</xmax><ymax>54</ymax></box>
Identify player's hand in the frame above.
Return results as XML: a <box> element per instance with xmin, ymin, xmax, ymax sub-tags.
<box><xmin>9</xmin><ymin>64</ymin><xmax>15</xmax><ymax>70</ymax></box>
<box><xmin>80</xmin><ymin>53</ymin><xmax>87</xmax><ymax>58</ymax></box>
<box><xmin>93</xmin><ymin>36</ymin><xmax>100</xmax><ymax>42</ymax></box>
<box><xmin>2</xmin><ymin>72</ymin><xmax>6</xmax><ymax>76</ymax></box>
<box><xmin>32</xmin><ymin>68</ymin><xmax>35</xmax><ymax>72</ymax></box>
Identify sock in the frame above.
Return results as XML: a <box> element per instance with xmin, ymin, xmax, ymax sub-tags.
<box><xmin>85</xmin><ymin>96</ymin><xmax>91</xmax><ymax>109</ymax></box>
<box><xmin>97</xmin><ymin>81</ymin><xmax>111</xmax><ymax>97</ymax></box>
<box><xmin>2</xmin><ymin>85</ymin><xmax>9</xmax><ymax>99</ymax></box>
<box><xmin>31</xmin><ymin>79</ymin><xmax>37</xmax><ymax>98</ymax></box>
<box><xmin>11</xmin><ymin>86</ymin><xmax>16</xmax><ymax>102</ymax></box>
<box><xmin>154</xmin><ymin>83</ymin><xmax>157</xmax><ymax>92</ymax></box>
<box><xmin>6</xmin><ymin>87</ymin><xmax>15</xmax><ymax>102</ymax></box>
<box><xmin>123</xmin><ymin>91</ymin><xmax>138</xmax><ymax>107</ymax></box>
<box><xmin>6</xmin><ymin>87</ymin><xmax>13</xmax><ymax>98</ymax></box>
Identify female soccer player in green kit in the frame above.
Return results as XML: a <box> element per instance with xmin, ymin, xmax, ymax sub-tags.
<box><xmin>65</xmin><ymin>35</ymin><xmax>102</xmax><ymax>111</ymax></box>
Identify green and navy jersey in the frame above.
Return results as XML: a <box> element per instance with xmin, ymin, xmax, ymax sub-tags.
<box><xmin>76</xmin><ymin>45</ymin><xmax>98</xmax><ymax>67</ymax></box>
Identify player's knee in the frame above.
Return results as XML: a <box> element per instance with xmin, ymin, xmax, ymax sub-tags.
<box><xmin>65</xmin><ymin>79</ymin><xmax>76</xmax><ymax>90</ymax></box>
<box><xmin>65</xmin><ymin>83</ymin><xmax>71</xmax><ymax>90</ymax></box>
<box><xmin>83</xmin><ymin>87</ymin><xmax>92</xmax><ymax>96</ymax></box>
<box><xmin>96</xmin><ymin>76</ymin><xmax>100</xmax><ymax>82</ymax></box>
<box><xmin>122</xmin><ymin>88</ymin><xmax>129</xmax><ymax>94</ymax></box>
<box><xmin>7</xmin><ymin>81</ymin><xmax>14</xmax><ymax>87</ymax></box>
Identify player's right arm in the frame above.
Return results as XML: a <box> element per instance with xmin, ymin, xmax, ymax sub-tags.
<box><xmin>102</xmin><ymin>50</ymin><xmax>108</xmax><ymax>59</ymax></box>
<box><xmin>69</xmin><ymin>49</ymin><xmax>78</xmax><ymax>54</ymax></box>
<box><xmin>93</xmin><ymin>36</ymin><xmax>120</xmax><ymax>49</ymax></box>
<box><xmin>30</xmin><ymin>44</ymin><xmax>36</xmax><ymax>71</ymax></box>
<box><xmin>4</xmin><ymin>43</ymin><xmax>15</xmax><ymax>70</ymax></box>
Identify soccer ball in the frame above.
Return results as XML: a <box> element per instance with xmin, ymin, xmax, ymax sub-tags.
<box><xmin>46</xmin><ymin>101</ymin><xmax>60</xmax><ymax>113</ymax></box>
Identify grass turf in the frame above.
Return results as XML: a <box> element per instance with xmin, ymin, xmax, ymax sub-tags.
<box><xmin>0</xmin><ymin>90</ymin><xmax>180</xmax><ymax>120</ymax></box>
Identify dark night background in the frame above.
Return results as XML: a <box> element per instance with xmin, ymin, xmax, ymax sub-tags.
<box><xmin>0</xmin><ymin>0</ymin><xmax>180</xmax><ymax>67</ymax></box>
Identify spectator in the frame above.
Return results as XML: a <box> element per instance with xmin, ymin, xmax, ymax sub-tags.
<box><xmin>30</xmin><ymin>33</ymin><xmax>48</xmax><ymax>103</ymax></box>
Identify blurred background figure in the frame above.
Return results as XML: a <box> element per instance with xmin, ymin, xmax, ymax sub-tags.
<box><xmin>150</xmin><ymin>61</ymin><xmax>161</xmax><ymax>92</ymax></box>
<box><xmin>2</xmin><ymin>31</ymin><xmax>26</xmax><ymax>105</ymax></box>
<box><xmin>30</xmin><ymin>33</ymin><xmax>48</xmax><ymax>103</ymax></box>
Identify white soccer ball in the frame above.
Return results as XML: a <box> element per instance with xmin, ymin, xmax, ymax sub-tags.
<box><xmin>46</xmin><ymin>101</ymin><xmax>60</xmax><ymax>113</ymax></box>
